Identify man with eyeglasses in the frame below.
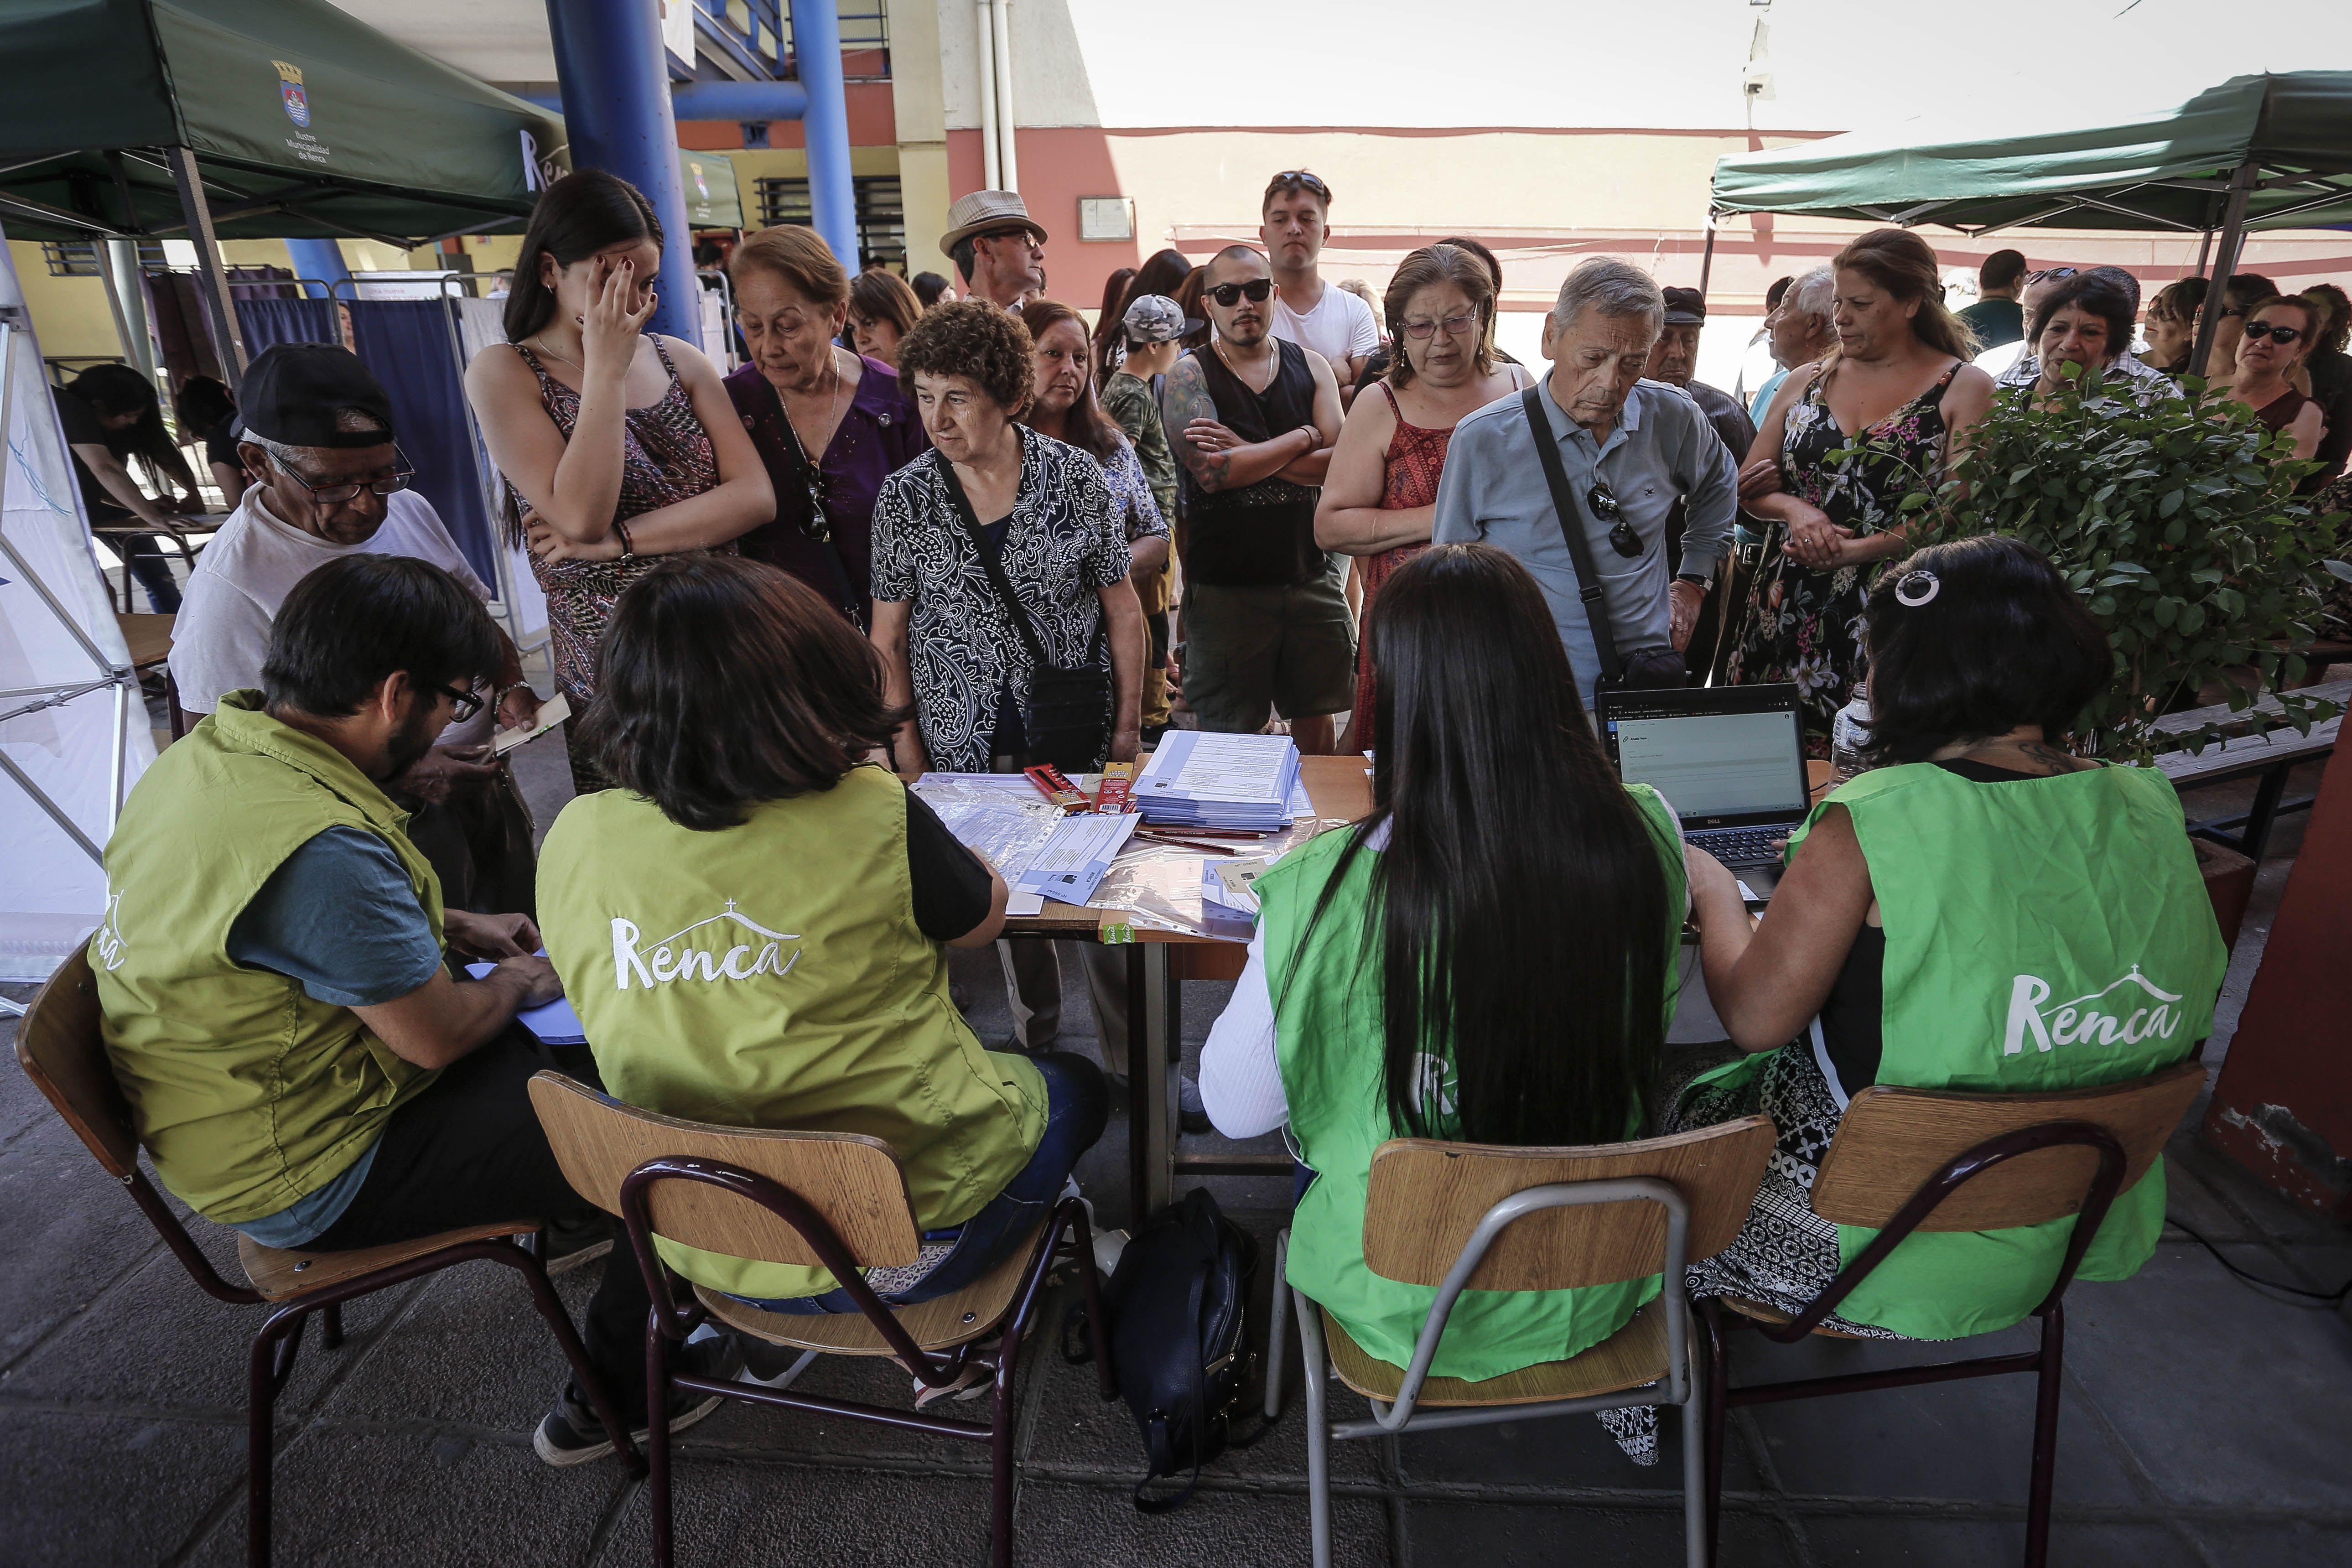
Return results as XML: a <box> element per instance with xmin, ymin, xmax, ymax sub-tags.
<box><xmin>1160</xmin><ymin>244</ymin><xmax>1350</xmax><ymax>751</ymax></box>
<box><xmin>1260</xmin><ymin>171</ymin><xmax>1379</xmax><ymax>402</ymax></box>
<box><xmin>1431</xmin><ymin>258</ymin><xmax>1737</xmax><ymax>706</ymax></box>
<box><xmin>170</xmin><ymin>346</ymin><xmax>539</xmax><ymax>910</ymax></box>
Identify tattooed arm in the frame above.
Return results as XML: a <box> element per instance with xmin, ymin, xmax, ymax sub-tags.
<box><xmin>1161</xmin><ymin>352</ymin><xmax>1318</xmax><ymax>494</ymax></box>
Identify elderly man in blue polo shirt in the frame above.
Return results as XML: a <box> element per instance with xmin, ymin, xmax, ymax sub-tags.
<box><xmin>1433</xmin><ymin>258</ymin><xmax>1737</xmax><ymax>705</ymax></box>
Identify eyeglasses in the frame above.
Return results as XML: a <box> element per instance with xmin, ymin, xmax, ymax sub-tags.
<box><xmin>1205</xmin><ymin>278</ymin><xmax>1274</xmax><ymax>308</ymax></box>
<box><xmin>1401</xmin><ymin>312</ymin><xmax>1480</xmax><ymax>341</ymax></box>
<box><xmin>1588</xmin><ymin>481</ymin><xmax>1644</xmax><ymax>558</ymax></box>
<box><xmin>271</xmin><ymin>446</ymin><xmax>416</xmax><ymax>507</ymax></box>
<box><xmin>2243</xmin><ymin>322</ymin><xmax>2304</xmax><ymax>345</ymax></box>
<box><xmin>796</xmin><ymin>466</ymin><xmax>833</xmax><ymax>543</ymax></box>
<box><xmin>436</xmin><ymin>683</ymin><xmax>483</xmax><ymax>725</ymax></box>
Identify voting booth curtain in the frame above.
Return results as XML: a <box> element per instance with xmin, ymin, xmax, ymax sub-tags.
<box><xmin>345</xmin><ymin>301</ymin><xmax>498</xmax><ymax>586</ymax></box>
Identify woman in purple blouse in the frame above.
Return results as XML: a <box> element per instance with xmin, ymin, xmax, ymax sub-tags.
<box><xmin>724</xmin><ymin>226</ymin><xmax>929</xmax><ymax>627</ymax></box>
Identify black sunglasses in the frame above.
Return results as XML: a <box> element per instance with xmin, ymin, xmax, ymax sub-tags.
<box><xmin>2243</xmin><ymin>322</ymin><xmax>2304</xmax><ymax>345</ymax></box>
<box><xmin>436</xmin><ymin>683</ymin><xmax>483</xmax><ymax>725</ymax></box>
<box><xmin>797</xmin><ymin>467</ymin><xmax>833</xmax><ymax>543</ymax></box>
<box><xmin>1588</xmin><ymin>481</ymin><xmax>1644</xmax><ymax>558</ymax></box>
<box><xmin>1206</xmin><ymin>278</ymin><xmax>1274</xmax><ymax>308</ymax></box>
<box><xmin>1267</xmin><ymin>170</ymin><xmax>1330</xmax><ymax>199</ymax></box>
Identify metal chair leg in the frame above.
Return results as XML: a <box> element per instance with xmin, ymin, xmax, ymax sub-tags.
<box><xmin>1265</xmin><ymin>1230</ymin><xmax>1291</xmax><ymax>1422</ymax></box>
<box><xmin>1295</xmin><ymin>1285</ymin><xmax>1334</xmax><ymax>1568</ymax></box>
<box><xmin>989</xmin><ymin>1343</ymin><xmax>1019</xmax><ymax>1568</ymax></box>
<box><xmin>1682</xmin><ymin>1327</ymin><xmax>1708</xmax><ymax>1568</ymax></box>
<box><xmin>646</xmin><ymin>1316</ymin><xmax>675</xmax><ymax>1568</ymax></box>
<box><xmin>1700</xmin><ymin>1300</ymin><xmax>1730</xmax><ymax>1567</ymax></box>
<box><xmin>320</xmin><ymin>1302</ymin><xmax>343</xmax><ymax>1350</ymax></box>
<box><xmin>2025</xmin><ymin>1303</ymin><xmax>2065</xmax><ymax>1568</ymax></box>
<box><xmin>246</xmin><ymin>1304</ymin><xmax>307</xmax><ymax>1568</ymax></box>
<box><xmin>492</xmin><ymin>1245</ymin><xmax>641</xmax><ymax>1471</ymax></box>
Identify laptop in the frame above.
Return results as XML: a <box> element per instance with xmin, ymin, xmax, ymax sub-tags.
<box><xmin>1594</xmin><ymin>683</ymin><xmax>1811</xmax><ymax>893</ymax></box>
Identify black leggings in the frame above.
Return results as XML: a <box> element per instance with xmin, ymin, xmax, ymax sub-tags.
<box><xmin>310</xmin><ymin>1031</ymin><xmax>652</xmax><ymax>1417</ymax></box>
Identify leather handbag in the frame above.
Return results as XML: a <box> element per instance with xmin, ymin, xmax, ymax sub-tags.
<box><xmin>936</xmin><ymin>459</ymin><xmax>1113</xmax><ymax>772</ymax></box>
<box><xmin>1520</xmin><ymin>389</ymin><xmax>1687</xmax><ymax>691</ymax></box>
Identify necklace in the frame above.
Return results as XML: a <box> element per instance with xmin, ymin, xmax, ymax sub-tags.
<box><xmin>530</xmin><ymin>334</ymin><xmax>584</xmax><ymax>371</ymax></box>
<box><xmin>784</xmin><ymin>348</ymin><xmax>850</xmax><ymax>456</ymax></box>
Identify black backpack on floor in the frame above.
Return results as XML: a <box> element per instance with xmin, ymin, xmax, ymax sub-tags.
<box><xmin>1065</xmin><ymin>1186</ymin><xmax>1272</xmax><ymax>1511</ymax></box>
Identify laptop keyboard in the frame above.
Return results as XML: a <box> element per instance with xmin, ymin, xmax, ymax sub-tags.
<box><xmin>1683</xmin><ymin>824</ymin><xmax>1789</xmax><ymax>867</ymax></box>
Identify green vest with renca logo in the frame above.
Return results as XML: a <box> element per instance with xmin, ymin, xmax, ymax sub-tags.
<box><xmin>1772</xmin><ymin>762</ymin><xmax>2224</xmax><ymax>1339</ymax></box>
<box><xmin>92</xmin><ymin>691</ymin><xmax>446</xmax><ymax>1224</ymax></box>
<box><xmin>1262</xmin><ymin>786</ymin><xmax>1687</xmax><ymax>1383</ymax></box>
<box><xmin>537</xmin><ymin>764</ymin><xmax>1045</xmax><ymax>1301</ymax></box>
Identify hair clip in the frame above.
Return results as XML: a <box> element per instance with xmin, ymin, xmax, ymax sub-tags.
<box><xmin>1894</xmin><ymin>570</ymin><xmax>1941</xmax><ymax>607</ymax></box>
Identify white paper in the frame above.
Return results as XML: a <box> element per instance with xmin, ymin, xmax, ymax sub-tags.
<box><xmin>1016</xmin><ymin>810</ymin><xmax>1142</xmax><ymax>905</ymax></box>
<box><xmin>1142</xmin><ymin>732</ymin><xmax>1290</xmax><ymax>803</ymax></box>
<box><xmin>1005</xmin><ymin>893</ymin><xmax>1045</xmax><ymax>917</ymax></box>
<box><xmin>463</xmin><ymin>961</ymin><xmax>587</xmax><ymax>1044</ymax></box>
<box><xmin>492</xmin><ymin>691</ymin><xmax>569</xmax><ymax>754</ymax></box>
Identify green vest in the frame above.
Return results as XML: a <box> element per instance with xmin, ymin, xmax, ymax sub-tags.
<box><xmin>536</xmin><ymin>764</ymin><xmax>1046</xmax><ymax>1300</ymax></box>
<box><xmin>92</xmin><ymin>691</ymin><xmax>446</xmax><ymax>1224</ymax></box>
<box><xmin>1261</xmin><ymin>786</ymin><xmax>1687</xmax><ymax>1382</ymax></box>
<box><xmin>1716</xmin><ymin>763</ymin><xmax>2225</xmax><ymax>1340</ymax></box>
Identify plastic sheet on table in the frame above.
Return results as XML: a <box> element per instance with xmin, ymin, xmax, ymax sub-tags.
<box><xmin>908</xmin><ymin>776</ymin><xmax>1065</xmax><ymax>878</ymax></box>
<box><xmin>1086</xmin><ymin>816</ymin><xmax>1354</xmax><ymax>939</ymax></box>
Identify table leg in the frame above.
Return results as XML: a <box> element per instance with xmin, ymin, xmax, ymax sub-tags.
<box><xmin>1123</xmin><ymin>942</ymin><xmax>1177</xmax><ymax>1220</ymax></box>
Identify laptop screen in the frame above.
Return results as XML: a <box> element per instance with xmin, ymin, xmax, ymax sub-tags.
<box><xmin>1599</xmin><ymin>687</ymin><xmax>1811</xmax><ymax>827</ymax></box>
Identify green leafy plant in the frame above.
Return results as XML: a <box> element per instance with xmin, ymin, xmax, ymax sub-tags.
<box><xmin>1890</xmin><ymin>368</ymin><xmax>2346</xmax><ymax>761</ymax></box>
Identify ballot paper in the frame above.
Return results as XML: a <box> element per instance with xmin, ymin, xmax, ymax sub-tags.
<box><xmin>1135</xmin><ymin>732</ymin><xmax>1301</xmax><ymax>830</ymax></box>
<box><xmin>1013</xmin><ymin>810</ymin><xmax>1141</xmax><ymax>906</ymax></box>
<box><xmin>491</xmin><ymin>692</ymin><xmax>569</xmax><ymax>755</ymax></box>
<box><xmin>463</xmin><ymin>961</ymin><xmax>587</xmax><ymax>1045</ymax></box>
<box><xmin>1201</xmin><ymin>855</ymin><xmax>1275</xmax><ymax>916</ymax></box>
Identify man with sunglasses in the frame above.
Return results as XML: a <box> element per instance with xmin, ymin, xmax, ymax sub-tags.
<box><xmin>1431</xmin><ymin>258</ymin><xmax>1737</xmax><ymax>706</ymax></box>
<box><xmin>1260</xmin><ymin>171</ymin><xmax>1379</xmax><ymax>400</ymax></box>
<box><xmin>171</xmin><ymin>345</ymin><xmax>540</xmax><ymax>911</ymax></box>
<box><xmin>1160</xmin><ymin>244</ymin><xmax>1351</xmax><ymax>751</ymax></box>
<box><xmin>940</xmin><ymin>189</ymin><xmax>1049</xmax><ymax>311</ymax></box>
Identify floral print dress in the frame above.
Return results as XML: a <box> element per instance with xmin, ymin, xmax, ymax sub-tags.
<box><xmin>1727</xmin><ymin>362</ymin><xmax>1959</xmax><ymax>751</ymax></box>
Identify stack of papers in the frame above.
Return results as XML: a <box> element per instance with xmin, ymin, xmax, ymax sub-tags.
<box><xmin>1135</xmin><ymin>732</ymin><xmax>1302</xmax><ymax>832</ymax></box>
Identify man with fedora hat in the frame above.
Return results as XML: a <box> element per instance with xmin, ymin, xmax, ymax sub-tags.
<box><xmin>941</xmin><ymin>190</ymin><xmax>1048</xmax><ymax>311</ymax></box>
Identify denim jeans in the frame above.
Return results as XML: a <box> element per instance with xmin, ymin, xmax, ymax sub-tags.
<box><xmin>743</xmin><ymin>1051</ymin><xmax>1109</xmax><ymax>1314</ymax></box>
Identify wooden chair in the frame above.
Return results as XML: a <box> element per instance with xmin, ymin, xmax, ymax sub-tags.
<box><xmin>526</xmin><ymin>1070</ymin><xmax>1115</xmax><ymax>1568</ymax></box>
<box><xmin>1697</xmin><ymin>1060</ymin><xmax>2206</xmax><ymax>1568</ymax></box>
<box><xmin>1266</xmin><ymin>1117</ymin><xmax>1776</xmax><ymax>1568</ymax></box>
<box><xmin>13</xmin><ymin>951</ymin><xmax>640</xmax><ymax>1568</ymax></box>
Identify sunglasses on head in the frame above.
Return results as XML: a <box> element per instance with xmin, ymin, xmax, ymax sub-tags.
<box><xmin>1267</xmin><ymin>170</ymin><xmax>1329</xmax><ymax>199</ymax></box>
<box><xmin>1588</xmin><ymin>481</ymin><xmax>1644</xmax><ymax>558</ymax></box>
<box><xmin>1206</xmin><ymin>278</ymin><xmax>1274</xmax><ymax>308</ymax></box>
<box><xmin>2243</xmin><ymin>321</ymin><xmax>2304</xmax><ymax>345</ymax></box>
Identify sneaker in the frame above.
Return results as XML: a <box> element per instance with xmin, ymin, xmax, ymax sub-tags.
<box><xmin>737</xmin><ymin>1338</ymin><xmax>818</xmax><ymax>1390</ymax></box>
<box><xmin>540</xmin><ymin>1213</ymin><xmax>615</xmax><ymax>1277</ymax></box>
<box><xmin>1179</xmin><ymin>1073</ymin><xmax>1210</xmax><ymax>1135</ymax></box>
<box><xmin>532</xmin><ymin>1334</ymin><xmax>744</xmax><ymax>1467</ymax></box>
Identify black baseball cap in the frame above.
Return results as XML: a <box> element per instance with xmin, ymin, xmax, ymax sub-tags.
<box><xmin>239</xmin><ymin>344</ymin><xmax>396</xmax><ymax>448</ymax></box>
<box><xmin>1661</xmin><ymin>287</ymin><xmax>1708</xmax><ymax>326</ymax></box>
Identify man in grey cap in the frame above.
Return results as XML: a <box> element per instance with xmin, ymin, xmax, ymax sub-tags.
<box><xmin>1103</xmin><ymin>295</ymin><xmax>1199</xmax><ymax>736</ymax></box>
<box><xmin>1643</xmin><ymin>286</ymin><xmax>1756</xmax><ymax>675</ymax></box>
<box><xmin>940</xmin><ymin>190</ymin><xmax>1047</xmax><ymax>310</ymax></box>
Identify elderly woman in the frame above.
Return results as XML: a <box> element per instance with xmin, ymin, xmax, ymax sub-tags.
<box><xmin>1727</xmin><ymin>228</ymin><xmax>1994</xmax><ymax>751</ymax></box>
<box><xmin>2211</xmin><ymin>294</ymin><xmax>2328</xmax><ymax>467</ymax></box>
<box><xmin>2006</xmin><ymin>269</ymin><xmax>2176</xmax><ymax>408</ymax></box>
<box><xmin>847</xmin><ymin>268</ymin><xmax>924</xmax><ymax>368</ymax></box>
<box><xmin>1682</xmin><ymin>536</ymin><xmax>2225</xmax><ymax>1339</ymax></box>
<box><xmin>725</xmin><ymin>226</ymin><xmax>928</xmax><ymax>625</ymax></box>
<box><xmin>1316</xmin><ymin>244</ymin><xmax>1530</xmax><ymax>746</ymax></box>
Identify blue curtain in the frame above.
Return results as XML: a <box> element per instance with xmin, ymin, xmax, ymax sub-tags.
<box><xmin>233</xmin><ymin>298</ymin><xmax>340</xmax><ymax>357</ymax></box>
<box><xmin>345</xmin><ymin>300</ymin><xmax>497</xmax><ymax>585</ymax></box>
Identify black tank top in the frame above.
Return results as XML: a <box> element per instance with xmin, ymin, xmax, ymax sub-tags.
<box><xmin>1182</xmin><ymin>339</ymin><xmax>1323</xmax><ymax>587</ymax></box>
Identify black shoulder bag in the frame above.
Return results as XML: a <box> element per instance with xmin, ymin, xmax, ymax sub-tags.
<box><xmin>1520</xmin><ymin>389</ymin><xmax>1687</xmax><ymax>691</ymax></box>
<box><xmin>935</xmin><ymin>458</ymin><xmax>1113</xmax><ymax>773</ymax></box>
<box><xmin>759</xmin><ymin>377</ymin><xmax>867</xmax><ymax>629</ymax></box>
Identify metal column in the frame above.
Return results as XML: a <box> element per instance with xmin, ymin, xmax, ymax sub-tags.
<box><xmin>167</xmin><ymin>146</ymin><xmax>247</xmax><ymax>387</ymax></box>
<box><xmin>283</xmin><ymin>238</ymin><xmax>352</xmax><ymax>301</ymax></box>
<box><xmin>789</xmin><ymin>0</ymin><xmax>861</xmax><ymax>270</ymax></box>
<box><xmin>543</xmin><ymin>0</ymin><xmax>701</xmax><ymax>344</ymax></box>
<box><xmin>104</xmin><ymin>239</ymin><xmax>157</xmax><ymax>385</ymax></box>
<box><xmin>2188</xmin><ymin>161</ymin><xmax>2256</xmax><ymax>378</ymax></box>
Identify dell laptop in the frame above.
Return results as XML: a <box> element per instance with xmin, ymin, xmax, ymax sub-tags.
<box><xmin>1595</xmin><ymin>683</ymin><xmax>1812</xmax><ymax>893</ymax></box>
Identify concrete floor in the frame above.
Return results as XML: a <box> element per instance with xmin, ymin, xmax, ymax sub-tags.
<box><xmin>3</xmin><ymin>734</ymin><xmax>2345</xmax><ymax>1567</ymax></box>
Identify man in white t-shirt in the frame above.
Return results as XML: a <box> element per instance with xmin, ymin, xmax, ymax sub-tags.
<box><xmin>170</xmin><ymin>345</ymin><xmax>541</xmax><ymax>910</ymax></box>
<box><xmin>1261</xmin><ymin>171</ymin><xmax>1379</xmax><ymax>400</ymax></box>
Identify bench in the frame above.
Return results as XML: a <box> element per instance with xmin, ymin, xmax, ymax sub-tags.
<box><xmin>2151</xmin><ymin>676</ymin><xmax>2348</xmax><ymax>860</ymax></box>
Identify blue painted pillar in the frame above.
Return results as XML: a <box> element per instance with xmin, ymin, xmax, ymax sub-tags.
<box><xmin>283</xmin><ymin>237</ymin><xmax>351</xmax><ymax>300</ymax></box>
<box><xmin>789</xmin><ymin>0</ymin><xmax>859</xmax><ymax>269</ymax></box>
<box><xmin>543</xmin><ymin>0</ymin><xmax>701</xmax><ymax>343</ymax></box>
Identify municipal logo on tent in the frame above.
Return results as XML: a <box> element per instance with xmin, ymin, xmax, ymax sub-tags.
<box><xmin>273</xmin><ymin>60</ymin><xmax>310</xmax><ymax>128</ymax></box>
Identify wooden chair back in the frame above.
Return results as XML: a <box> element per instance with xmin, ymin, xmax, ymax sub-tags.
<box><xmin>1810</xmin><ymin>1061</ymin><xmax>2205</xmax><ymax>1231</ymax></box>
<box><xmin>14</xmin><ymin>949</ymin><xmax>140</xmax><ymax>1180</ymax></box>
<box><xmin>527</xmin><ymin>1072</ymin><xmax>923</xmax><ymax>1268</ymax></box>
<box><xmin>1362</xmin><ymin>1116</ymin><xmax>1775</xmax><ymax>1292</ymax></box>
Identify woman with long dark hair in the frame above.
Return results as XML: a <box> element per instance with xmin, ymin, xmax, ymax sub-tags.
<box><xmin>1202</xmin><ymin>543</ymin><xmax>1686</xmax><ymax>1421</ymax></box>
<box><xmin>846</xmin><ymin>267</ymin><xmax>924</xmax><ymax>367</ymax></box>
<box><xmin>1088</xmin><ymin>265</ymin><xmax>1137</xmax><ymax>381</ymax></box>
<box><xmin>55</xmin><ymin>363</ymin><xmax>206</xmax><ymax>611</ymax></box>
<box><xmin>465</xmin><ymin>169</ymin><xmax>772</xmax><ymax>788</ymax></box>
<box><xmin>1017</xmin><ymin>299</ymin><xmax>1169</xmax><ymax>588</ymax></box>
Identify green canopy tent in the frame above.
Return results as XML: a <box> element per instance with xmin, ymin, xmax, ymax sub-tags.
<box><xmin>0</xmin><ymin>0</ymin><xmax>567</xmax><ymax>387</ymax></box>
<box><xmin>1706</xmin><ymin>71</ymin><xmax>2352</xmax><ymax>369</ymax></box>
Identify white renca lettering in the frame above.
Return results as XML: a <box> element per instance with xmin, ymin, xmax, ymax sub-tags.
<box><xmin>90</xmin><ymin>890</ymin><xmax>131</xmax><ymax>972</ymax></box>
<box><xmin>2002</xmin><ymin>966</ymin><xmax>2186</xmax><ymax>1055</ymax></box>
<box><xmin>612</xmin><ymin>902</ymin><xmax>800</xmax><ymax>992</ymax></box>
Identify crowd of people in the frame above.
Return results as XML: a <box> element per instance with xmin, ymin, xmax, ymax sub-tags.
<box><xmin>78</xmin><ymin>162</ymin><xmax>2331</xmax><ymax>1470</ymax></box>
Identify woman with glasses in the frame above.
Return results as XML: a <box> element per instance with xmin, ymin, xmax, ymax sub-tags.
<box><xmin>1314</xmin><ymin>244</ymin><xmax>1529</xmax><ymax>748</ymax></box>
<box><xmin>1727</xmin><ymin>228</ymin><xmax>1994</xmax><ymax>753</ymax></box>
<box><xmin>724</xmin><ymin>225</ymin><xmax>928</xmax><ymax>627</ymax></box>
<box><xmin>467</xmin><ymin>172</ymin><xmax>773</xmax><ymax>793</ymax></box>
<box><xmin>2211</xmin><ymin>295</ymin><xmax>2327</xmax><ymax>466</ymax></box>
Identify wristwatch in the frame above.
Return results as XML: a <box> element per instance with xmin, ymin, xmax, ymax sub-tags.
<box><xmin>1674</xmin><ymin>572</ymin><xmax>1712</xmax><ymax>591</ymax></box>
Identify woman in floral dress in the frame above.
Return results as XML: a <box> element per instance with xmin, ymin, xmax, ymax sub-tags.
<box><xmin>1728</xmin><ymin>229</ymin><xmax>1993</xmax><ymax>751</ymax></box>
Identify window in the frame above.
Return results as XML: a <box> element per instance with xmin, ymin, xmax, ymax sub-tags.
<box><xmin>41</xmin><ymin>240</ymin><xmax>169</xmax><ymax>278</ymax></box>
<box><xmin>754</xmin><ymin>175</ymin><xmax>906</xmax><ymax>273</ymax></box>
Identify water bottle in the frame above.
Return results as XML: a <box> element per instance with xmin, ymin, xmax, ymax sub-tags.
<box><xmin>1830</xmin><ymin>683</ymin><xmax>1874</xmax><ymax>785</ymax></box>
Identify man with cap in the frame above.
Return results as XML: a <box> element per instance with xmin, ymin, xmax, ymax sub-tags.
<box><xmin>1102</xmin><ymin>294</ymin><xmax>1197</xmax><ymax>736</ymax></box>
<box><xmin>170</xmin><ymin>344</ymin><xmax>541</xmax><ymax>913</ymax></box>
<box><xmin>1641</xmin><ymin>286</ymin><xmax>1756</xmax><ymax>680</ymax></box>
<box><xmin>940</xmin><ymin>190</ymin><xmax>1048</xmax><ymax>311</ymax></box>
